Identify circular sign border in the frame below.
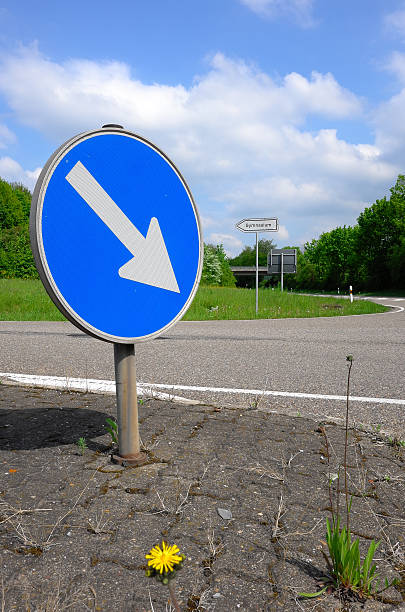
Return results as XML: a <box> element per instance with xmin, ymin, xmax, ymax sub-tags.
<box><xmin>30</xmin><ymin>127</ymin><xmax>203</xmax><ymax>343</ymax></box>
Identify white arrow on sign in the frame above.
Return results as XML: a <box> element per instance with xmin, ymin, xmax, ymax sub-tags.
<box><xmin>65</xmin><ymin>161</ymin><xmax>180</xmax><ymax>293</ymax></box>
<box><xmin>236</xmin><ymin>218</ymin><xmax>278</xmax><ymax>233</ymax></box>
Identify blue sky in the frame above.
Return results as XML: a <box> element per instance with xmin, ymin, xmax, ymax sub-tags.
<box><xmin>1</xmin><ymin>0</ymin><xmax>405</xmax><ymax>254</ymax></box>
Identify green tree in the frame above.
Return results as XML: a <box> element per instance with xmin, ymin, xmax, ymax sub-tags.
<box><xmin>0</xmin><ymin>222</ymin><xmax>38</xmax><ymax>278</ymax></box>
<box><xmin>0</xmin><ymin>178</ymin><xmax>36</xmax><ymax>278</ymax></box>
<box><xmin>356</xmin><ymin>175</ymin><xmax>405</xmax><ymax>289</ymax></box>
<box><xmin>0</xmin><ymin>178</ymin><xmax>26</xmax><ymax>229</ymax></box>
<box><xmin>215</xmin><ymin>244</ymin><xmax>236</xmax><ymax>287</ymax></box>
<box><xmin>388</xmin><ymin>236</ymin><xmax>405</xmax><ymax>288</ymax></box>
<box><xmin>304</xmin><ymin>226</ymin><xmax>359</xmax><ymax>291</ymax></box>
<box><xmin>386</xmin><ymin>175</ymin><xmax>405</xmax><ymax>288</ymax></box>
<box><xmin>11</xmin><ymin>182</ymin><xmax>32</xmax><ymax>218</ymax></box>
<box><xmin>294</xmin><ymin>253</ymin><xmax>319</xmax><ymax>290</ymax></box>
<box><xmin>201</xmin><ymin>243</ymin><xmax>222</xmax><ymax>285</ymax></box>
<box><xmin>229</xmin><ymin>238</ymin><xmax>277</xmax><ymax>266</ymax></box>
<box><xmin>275</xmin><ymin>246</ymin><xmax>318</xmax><ymax>290</ymax></box>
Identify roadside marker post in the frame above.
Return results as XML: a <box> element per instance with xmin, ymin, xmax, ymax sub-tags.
<box><xmin>235</xmin><ymin>218</ymin><xmax>278</xmax><ymax>313</ymax></box>
<box><xmin>30</xmin><ymin>125</ymin><xmax>202</xmax><ymax>464</ymax></box>
<box><xmin>350</xmin><ymin>285</ymin><xmax>353</xmax><ymax>303</ymax></box>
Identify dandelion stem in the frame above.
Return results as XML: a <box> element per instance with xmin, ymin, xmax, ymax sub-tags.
<box><xmin>321</xmin><ymin>426</ymin><xmax>334</xmax><ymax>524</ymax></box>
<box><xmin>168</xmin><ymin>583</ymin><xmax>181</xmax><ymax>612</ymax></box>
<box><xmin>344</xmin><ymin>357</ymin><xmax>353</xmax><ymax>533</ymax></box>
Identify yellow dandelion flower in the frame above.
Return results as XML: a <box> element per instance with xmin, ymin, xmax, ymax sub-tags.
<box><xmin>145</xmin><ymin>541</ymin><xmax>183</xmax><ymax>574</ymax></box>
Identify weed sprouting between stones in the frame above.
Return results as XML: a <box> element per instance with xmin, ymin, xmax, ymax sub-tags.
<box><xmin>104</xmin><ymin>399</ymin><xmax>144</xmax><ymax>448</ymax></box>
<box><xmin>300</xmin><ymin>355</ymin><xmax>399</xmax><ymax>602</ymax></box>
<box><xmin>76</xmin><ymin>437</ymin><xmax>87</xmax><ymax>455</ymax></box>
<box><xmin>388</xmin><ymin>436</ymin><xmax>405</xmax><ymax>449</ymax></box>
<box><xmin>104</xmin><ymin>417</ymin><xmax>118</xmax><ymax>445</ymax></box>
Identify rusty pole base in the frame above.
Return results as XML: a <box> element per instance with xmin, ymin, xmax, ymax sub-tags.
<box><xmin>111</xmin><ymin>451</ymin><xmax>148</xmax><ymax>467</ymax></box>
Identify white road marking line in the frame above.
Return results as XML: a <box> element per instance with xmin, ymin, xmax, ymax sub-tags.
<box><xmin>372</xmin><ymin>296</ymin><xmax>405</xmax><ymax>305</ymax></box>
<box><xmin>1</xmin><ymin>372</ymin><xmax>404</xmax><ymax>406</ymax></box>
<box><xmin>0</xmin><ymin>373</ymin><xmax>197</xmax><ymax>405</ymax></box>
<box><xmin>381</xmin><ymin>304</ymin><xmax>405</xmax><ymax>312</ymax></box>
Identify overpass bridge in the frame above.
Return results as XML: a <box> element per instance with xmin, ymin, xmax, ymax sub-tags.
<box><xmin>230</xmin><ymin>266</ymin><xmax>268</xmax><ymax>287</ymax></box>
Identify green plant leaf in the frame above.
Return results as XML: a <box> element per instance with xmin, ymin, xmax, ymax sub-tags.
<box><xmin>298</xmin><ymin>586</ymin><xmax>328</xmax><ymax>598</ymax></box>
<box><xmin>105</xmin><ymin>417</ymin><xmax>117</xmax><ymax>430</ymax></box>
<box><xmin>105</xmin><ymin>418</ymin><xmax>118</xmax><ymax>444</ymax></box>
<box><xmin>363</xmin><ymin>540</ymin><xmax>378</xmax><ymax>574</ymax></box>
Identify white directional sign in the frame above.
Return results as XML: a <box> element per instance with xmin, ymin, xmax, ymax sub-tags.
<box><xmin>235</xmin><ymin>216</ymin><xmax>279</xmax><ymax>313</ymax></box>
<box><xmin>30</xmin><ymin>127</ymin><xmax>202</xmax><ymax>343</ymax></box>
<box><xmin>236</xmin><ymin>218</ymin><xmax>278</xmax><ymax>233</ymax></box>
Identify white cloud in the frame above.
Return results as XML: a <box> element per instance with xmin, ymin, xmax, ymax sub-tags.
<box><xmin>384</xmin><ymin>5</ymin><xmax>405</xmax><ymax>40</ymax></box>
<box><xmin>240</xmin><ymin>0</ymin><xmax>316</xmax><ymax>27</ymax></box>
<box><xmin>200</xmin><ymin>215</ymin><xmax>217</xmax><ymax>230</ymax></box>
<box><xmin>225</xmin><ymin>176</ymin><xmax>330</xmax><ymax>216</ymax></box>
<box><xmin>0</xmin><ymin>156</ymin><xmax>41</xmax><ymax>188</ymax></box>
<box><xmin>384</xmin><ymin>51</ymin><xmax>405</xmax><ymax>83</ymax></box>
<box><xmin>0</xmin><ymin>47</ymin><xmax>361</xmax><ymax>143</ymax></box>
<box><xmin>0</xmin><ymin>123</ymin><xmax>16</xmax><ymax>149</ymax></box>
<box><xmin>0</xmin><ymin>44</ymin><xmax>400</xmax><ymax>250</ymax></box>
<box><xmin>374</xmin><ymin>52</ymin><xmax>405</xmax><ymax>162</ymax></box>
<box><xmin>277</xmin><ymin>225</ymin><xmax>289</xmax><ymax>242</ymax></box>
<box><xmin>0</xmin><ymin>44</ymin><xmax>190</xmax><ymax>142</ymax></box>
<box><xmin>374</xmin><ymin>89</ymin><xmax>405</xmax><ymax>160</ymax></box>
<box><xmin>209</xmin><ymin>232</ymin><xmax>244</xmax><ymax>256</ymax></box>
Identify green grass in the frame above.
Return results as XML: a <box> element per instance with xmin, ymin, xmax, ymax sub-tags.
<box><xmin>0</xmin><ymin>278</ymin><xmax>65</xmax><ymax>321</ymax></box>
<box><xmin>186</xmin><ymin>286</ymin><xmax>388</xmax><ymax>320</ymax></box>
<box><xmin>295</xmin><ymin>288</ymin><xmax>405</xmax><ymax>298</ymax></box>
<box><xmin>0</xmin><ymin>279</ymin><xmax>389</xmax><ymax>322</ymax></box>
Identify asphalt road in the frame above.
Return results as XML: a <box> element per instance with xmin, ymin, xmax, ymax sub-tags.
<box><xmin>1</xmin><ymin>298</ymin><xmax>405</xmax><ymax>435</ymax></box>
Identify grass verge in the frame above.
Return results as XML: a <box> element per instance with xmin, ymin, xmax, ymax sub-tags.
<box><xmin>183</xmin><ymin>285</ymin><xmax>389</xmax><ymax>320</ymax></box>
<box><xmin>0</xmin><ymin>278</ymin><xmax>65</xmax><ymax>321</ymax></box>
<box><xmin>0</xmin><ymin>279</ymin><xmax>389</xmax><ymax>321</ymax></box>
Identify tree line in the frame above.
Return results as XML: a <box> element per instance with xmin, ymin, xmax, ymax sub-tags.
<box><xmin>0</xmin><ymin>178</ymin><xmax>37</xmax><ymax>278</ymax></box>
<box><xmin>1</xmin><ymin>174</ymin><xmax>404</xmax><ymax>291</ymax></box>
<box><xmin>298</xmin><ymin>174</ymin><xmax>405</xmax><ymax>291</ymax></box>
<box><xmin>228</xmin><ymin>175</ymin><xmax>405</xmax><ymax>292</ymax></box>
<box><xmin>0</xmin><ymin>177</ymin><xmax>237</xmax><ymax>285</ymax></box>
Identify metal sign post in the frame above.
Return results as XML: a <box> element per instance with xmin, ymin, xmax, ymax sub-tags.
<box><xmin>30</xmin><ymin>125</ymin><xmax>202</xmax><ymax>465</ymax></box>
<box><xmin>281</xmin><ymin>252</ymin><xmax>284</xmax><ymax>292</ymax></box>
<box><xmin>113</xmin><ymin>343</ymin><xmax>141</xmax><ymax>463</ymax></box>
<box><xmin>236</xmin><ymin>218</ymin><xmax>278</xmax><ymax>313</ymax></box>
<box><xmin>255</xmin><ymin>232</ymin><xmax>259</xmax><ymax>313</ymax></box>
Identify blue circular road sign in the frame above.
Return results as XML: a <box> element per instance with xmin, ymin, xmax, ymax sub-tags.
<box><xmin>30</xmin><ymin>127</ymin><xmax>202</xmax><ymax>343</ymax></box>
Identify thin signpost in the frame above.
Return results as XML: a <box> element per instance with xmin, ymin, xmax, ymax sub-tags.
<box><xmin>281</xmin><ymin>252</ymin><xmax>284</xmax><ymax>292</ymax></box>
<box><xmin>30</xmin><ymin>125</ymin><xmax>202</xmax><ymax>465</ymax></box>
<box><xmin>236</xmin><ymin>218</ymin><xmax>278</xmax><ymax>313</ymax></box>
<box><xmin>255</xmin><ymin>232</ymin><xmax>259</xmax><ymax>312</ymax></box>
